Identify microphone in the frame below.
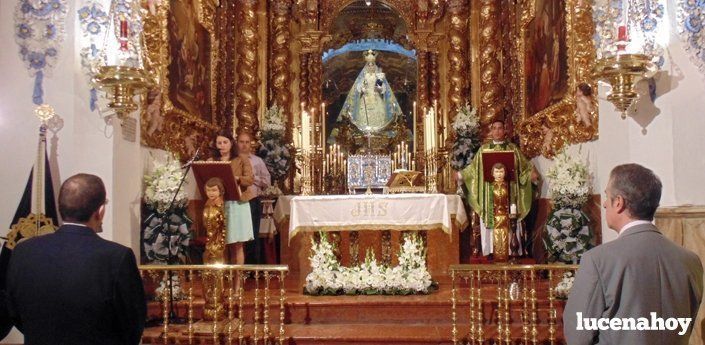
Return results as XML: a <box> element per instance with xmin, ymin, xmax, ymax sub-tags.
<box><xmin>181</xmin><ymin>147</ymin><xmax>202</xmax><ymax>169</ymax></box>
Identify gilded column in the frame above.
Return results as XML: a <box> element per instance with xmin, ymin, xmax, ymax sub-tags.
<box><xmin>308</xmin><ymin>52</ymin><xmax>322</xmax><ymax>145</ymax></box>
<box><xmin>299</xmin><ymin>53</ymin><xmax>310</xmax><ymax>114</ymax></box>
<box><xmin>501</xmin><ymin>3</ymin><xmax>519</xmax><ymax>136</ymax></box>
<box><xmin>270</xmin><ymin>0</ymin><xmax>293</xmax><ymax>140</ymax></box>
<box><xmin>429</xmin><ymin>52</ymin><xmax>441</xmax><ymax>128</ymax></box>
<box><xmin>416</xmin><ymin>50</ymin><xmax>429</xmax><ymax>156</ymax></box>
<box><xmin>478</xmin><ymin>0</ymin><xmax>503</xmax><ymax>129</ymax></box>
<box><xmin>235</xmin><ymin>0</ymin><xmax>259</xmax><ymax>135</ymax></box>
<box><xmin>447</xmin><ymin>0</ymin><xmax>470</xmax><ymax>123</ymax></box>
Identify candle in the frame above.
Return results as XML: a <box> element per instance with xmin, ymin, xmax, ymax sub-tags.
<box><xmin>120</xmin><ymin>18</ymin><xmax>128</xmax><ymax>38</ymax></box>
<box><xmin>413</xmin><ymin>102</ymin><xmax>417</xmax><ymax>153</ymax></box>
<box><xmin>321</xmin><ymin>102</ymin><xmax>326</xmax><ymax>149</ymax></box>
<box><xmin>618</xmin><ymin>25</ymin><xmax>627</xmax><ymax>42</ymax></box>
<box><xmin>510</xmin><ymin>203</ymin><xmax>517</xmax><ymax>215</ymax></box>
<box><xmin>119</xmin><ymin>18</ymin><xmax>129</xmax><ymax>51</ymax></box>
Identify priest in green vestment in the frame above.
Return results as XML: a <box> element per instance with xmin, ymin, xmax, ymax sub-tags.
<box><xmin>460</xmin><ymin>120</ymin><xmax>534</xmax><ymax>257</ymax></box>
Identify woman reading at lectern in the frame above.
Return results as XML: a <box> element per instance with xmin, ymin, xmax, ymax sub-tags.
<box><xmin>208</xmin><ymin>129</ymin><xmax>254</xmax><ymax>265</ymax></box>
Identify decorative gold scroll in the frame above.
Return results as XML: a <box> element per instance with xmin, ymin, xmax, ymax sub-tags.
<box><xmin>320</xmin><ymin>0</ymin><xmax>416</xmax><ymax>33</ymax></box>
<box><xmin>140</xmin><ymin>0</ymin><xmax>221</xmax><ymax>159</ymax></box>
<box><xmin>235</xmin><ymin>0</ymin><xmax>260</xmax><ymax>135</ymax></box>
<box><xmin>446</xmin><ymin>0</ymin><xmax>470</xmax><ymax>124</ymax></box>
<box><xmin>477</xmin><ymin>0</ymin><xmax>503</xmax><ymax>129</ymax></box>
<box><xmin>515</xmin><ymin>0</ymin><xmax>598</xmax><ymax>158</ymax></box>
<box><xmin>270</xmin><ymin>0</ymin><xmax>294</xmax><ymax>141</ymax></box>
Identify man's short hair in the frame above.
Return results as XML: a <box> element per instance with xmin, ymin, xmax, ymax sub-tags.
<box><xmin>58</xmin><ymin>174</ymin><xmax>106</xmax><ymax>222</ymax></box>
<box><xmin>609</xmin><ymin>164</ymin><xmax>662</xmax><ymax>220</ymax></box>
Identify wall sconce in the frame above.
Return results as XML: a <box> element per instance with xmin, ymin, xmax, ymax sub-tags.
<box><xmin>93</xmin><ymin>11</ymin><xmax>152</xmax><ymax>122</ymax></box>
<box><xmin>93</xmin><ymin>65</ymin><xmax>150</xmax><ymax>120</ymax></box>
<box><xmin>593</xmin><ymin>54</ymin><xmax>657</xmax><ymax>118</ymax></box>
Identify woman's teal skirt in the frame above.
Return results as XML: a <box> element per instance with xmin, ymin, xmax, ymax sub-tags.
<box><xmin>225</xmin><ymin>200</ymin><xmax>254</xmax><ymax>244</ymax></box>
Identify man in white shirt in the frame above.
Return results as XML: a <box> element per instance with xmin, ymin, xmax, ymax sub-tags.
<box><xmin>237</xmin><ymin>132</ymin><xmax>271</xmax><ymax>264</ymax></box>
<box><xmin>564</xmin><ymin>163</ymin><xmax>703</xmax><ymax>345</ymax></box>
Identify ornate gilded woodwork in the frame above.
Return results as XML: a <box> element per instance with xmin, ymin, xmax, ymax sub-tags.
<box><xmin>447</xmin><ymin>0</ymin><xmax>470</xmax><ymax>125</ymax></box>
<box><xmin>309</xmin><ymin>53</ymin><xmax>323</xmax><ymax>145</ymax></box>
<box><xmin>515</xmin><ymin>0</ymin><xmax>598</xmax><ymax>158</ymax></box>
<box><xmin>270</xmin><ymin>0</ymin><xmax>294</xmax><ymax>140</ymax></box>
<box><xmin>140</xmin><ymin>0</ymin><xmax>220</xmax><ymax>159</ymax></box>
<box><xmin>320</xmin><ymin>0</ymin><xmax>416</xmax><ymax>34</ymax></box>
<box><xmin>477</xmin><ymin>0</ymin><xmax>504</xmax><ymax>130</ymax></box>
<box><xmin>299</xmin><ymin>53</ymin><xmax>310</xmax><ymax>114</ymax></box>
<box><xmin>502</xmin><ymin>4</ymin><xmax>520</xmax><ymax>137</ymax></box>
<box><xmin>235</xmin><ymin>0</ymin><xmax>259</xmax><ymax>136</ymax></box>
<box><xmin>416</xmin><ymin>50</ymin><xmax>429</xmax><ymax>157</ymax></box>
<box><xmin>429</xmin><ymin>51</ymin><xmax>442</xmax><ymax>136</ymax></box>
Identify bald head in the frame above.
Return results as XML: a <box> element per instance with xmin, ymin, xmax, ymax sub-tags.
<box><xmin>58</xmin><ymin>174</ymin><xmax>106</xmax><ymax>222</ymax></box>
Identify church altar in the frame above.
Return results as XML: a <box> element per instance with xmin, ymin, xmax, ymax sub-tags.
<box><xmin>274</xmin><ymin>194</ymin><xmax>468</xmax><ymax>289</ymax></box>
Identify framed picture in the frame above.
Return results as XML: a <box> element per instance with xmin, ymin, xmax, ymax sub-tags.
<box><xmin>140</xmin><ymin>0</ymin><xmax>221</xmax><ymax>159</ymax></box>
<box><xmin>516</xmin><ymin>0</ymin><xmax>598</xmax><ymax>158</ymax></box>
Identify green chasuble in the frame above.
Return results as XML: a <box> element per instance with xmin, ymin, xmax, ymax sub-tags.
<box><xmin>461</xmin><ymin>141</ymin><xmax>533</xmax><ymax>228</ymax></box>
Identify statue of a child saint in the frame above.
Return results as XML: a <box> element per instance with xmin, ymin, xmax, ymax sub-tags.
<box><xmin>202</xmin><ymin>177</ymin><xmax>226</xmax><ymax>320</ymax></box>
<box><xmin>491</xmin><ymin>163</ymin><xmax>511</xmax><ymax>262</ymax></box>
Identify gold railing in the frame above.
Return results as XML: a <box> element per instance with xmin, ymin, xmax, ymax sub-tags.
<box><xmin>139</xmin><ymin>264</ymin><xmax>288</xmax><ymax>345</ymax></box>
<box><xmin>450</xmin><ymin>264</ymin><xmax>579</xmax><ymax>345</ymax></box>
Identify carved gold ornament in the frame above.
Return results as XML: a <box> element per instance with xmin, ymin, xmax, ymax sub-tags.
<box><xmin>140</xmin><ymin>0</ymin><xmax>220</xmax><ymax>159</ymax></box>
<box><xmin>515</xmin><ymin>0</ymin><xmax>598</xmax><ymax>158</ymax></box>
<box><xmin>7</xmin><ymin>213</ymin><xmax>57</xmax><ymax>250</ymax></box>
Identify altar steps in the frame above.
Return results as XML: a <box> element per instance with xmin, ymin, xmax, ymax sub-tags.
<box><xmin>142</xmin><ymin>277</ymin><xmax>566</xmax><ymax>344</ymax></box>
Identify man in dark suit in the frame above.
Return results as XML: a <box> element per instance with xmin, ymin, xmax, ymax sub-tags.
<box><xmin>6</xmin><ymin>173</ymin><xmax>146</xmax><ymax>345</ymax></box>
<box><xmin>564</xmin><ymin>164</ymin><xmax>703</xmax><ymax>345</ymax></box>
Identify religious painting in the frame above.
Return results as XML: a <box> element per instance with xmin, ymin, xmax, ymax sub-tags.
<box><xmin>167</xmin><ymin>0</ymin><xmax>212</xmax><ymax>123</ymax></box>
<box><xmin>524</xmin><ymin>0</ymin><xmax>568</xmax><ymax>116</ymax></box>
<box><xmin>140</xmin><ymin>0</ymin><xmax>220</xmax><ymax>159</ymax></box>
<box><xmin>516</xmin><ymin>0</ymin><xmax>598</xmax><ymax>158</ymax></box>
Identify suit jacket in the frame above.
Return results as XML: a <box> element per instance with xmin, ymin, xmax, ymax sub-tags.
<box><xmin>231</xmin><ymin>156</ymin><xmax>255</xmax><ymax>201</ymax></box>
<box><xmin>564</xmin><ymin>223</ymin><xmax>703</xmax><ymax>345</ymax></box>
<box><xmin>6</xmin><ymin>224</ymin><xmax>146</xmax><ymax>345</ymax></box>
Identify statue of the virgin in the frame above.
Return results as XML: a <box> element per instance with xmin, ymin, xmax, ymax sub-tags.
<box><xmin>337</xmin><ymin>50</ymin><xmax>402</xmax><ymax>132</ymax></box>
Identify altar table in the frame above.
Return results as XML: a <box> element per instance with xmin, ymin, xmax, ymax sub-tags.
<box><xmin>273</xmin><ymin>194</ymin><xmax>469</xmax><ymax>288</ymax></box>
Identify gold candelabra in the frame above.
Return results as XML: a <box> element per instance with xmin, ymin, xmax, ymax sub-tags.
<box><xmin>93</xmin><ymin>65</ymin><xmax>152</xmax><ymax>120</ymax></box>
<box><xmin>593</xmin><ymin>53</ymin><xmax>657</xmax><ymax>118</ymax></box>
<box><xmin>425</xmin><ymin>149</ymin><xmax>438</xmax><ymax>193</ymax></box>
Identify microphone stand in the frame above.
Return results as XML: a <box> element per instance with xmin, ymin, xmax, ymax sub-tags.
<box><xmin>161</xmin><ymin>147</ymin><xmax>201</xmax><ymax>324</ymax></box>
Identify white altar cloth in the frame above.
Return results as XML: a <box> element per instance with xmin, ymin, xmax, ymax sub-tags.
<box><xmin>273</xmin><ymin>194</ymin><xmax>468</xmax><ymax>240</ymax></box>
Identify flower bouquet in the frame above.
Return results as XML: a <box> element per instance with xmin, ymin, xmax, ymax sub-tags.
<box><xmin>305</xmin><ymin>232</ymin><xmax>434</xmax><ymax>295</ymax></box>
<box><xmin>555</xmin><ymin>271</ymin><xmax>575</xmax><ymax>300</ymax></box>
<box><xmin>142</xmin><ymin>156</ymin><xmax>192</xmax><ymax>264</ymax></box>
<box><xmin>258</xmin><ymin>104</ymin><xmax>293</xmax><ymax>181</ymax></box>
<box><xmin>544</xmin><ymin>150</ymin><xmax>593</xmax><ymax>263</ymax></box>
<box><xmin>450</xmin><ymin>103</ymin><xmax>481</xmax><ymax>171</ymax></box>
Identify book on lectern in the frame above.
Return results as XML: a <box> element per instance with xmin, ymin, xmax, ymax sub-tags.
<box><xmin>481</xmin><ymin>151</ymin><xmax>516</xmax><ymax>182</ymax></box>
<box><xmin>191</xmin><ymin>161</ymin><xmax>242</xmax><ymax>201</ymax></box>
<box><xmin>386</xmin><ymin>170</ymin><xmax>424</xmax><ymax>188</ymax></box>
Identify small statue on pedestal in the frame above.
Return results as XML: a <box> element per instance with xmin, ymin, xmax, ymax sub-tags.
<box><xmin>202</xmin><ymin>177</ymin><xmax>226</xmax><ymax>321</ymax></box>
<box><xmin>490</xmin><ymin>163</ymin><xmax>511</xmax><ymax>262</ymax></box>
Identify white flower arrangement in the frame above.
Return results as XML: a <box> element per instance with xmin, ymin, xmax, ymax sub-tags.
<box><xmin>305</xmin><ymin>233</ymin><xmax>433</xmax><ymax>295</ymax></box>
<box><xmin>452</xmin><ymin>103</ymin><xmax>480</xmax><ymax>137</ymax></box>
<box><xmin>142</xmin><ymin>155</ymin><xmax>192</xmax><ymax>264</ymax></box>
<box><xmin>555</xmin><ymin>271</ymin><xmax>575</xmax><ymax>299</ymax></box>
<box><xmin>544</xmin><ymin>149</ymin><xmax>593</xmax><ymax>263</ymax></box>
<box><xmin>258</xmin><ymin>104</ymin><xmax>293</xmax><ymax>181</ymax></box>
<box><xmin>144</xmin><ymin>156</ymin><xmax>189</xmax><ymax>214</ymax></box>
<box><xmin>450</xmin><ymin>103</ymin><xmax>481</xmax><ymax>171</ymax></box>
<box><xmin>261</xmin><ymin>104</ymin><xmax>286</xmax><ymax>136</ymax></box>
<box><xmin>545</xmin><ymin>150</ymin><xmax>591</xmax><ymax>208</ymax></box>
<box><xmin>154</xmin><ymin>275</ymin><xmax>187</xmax><ymax>301</ymax></box>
